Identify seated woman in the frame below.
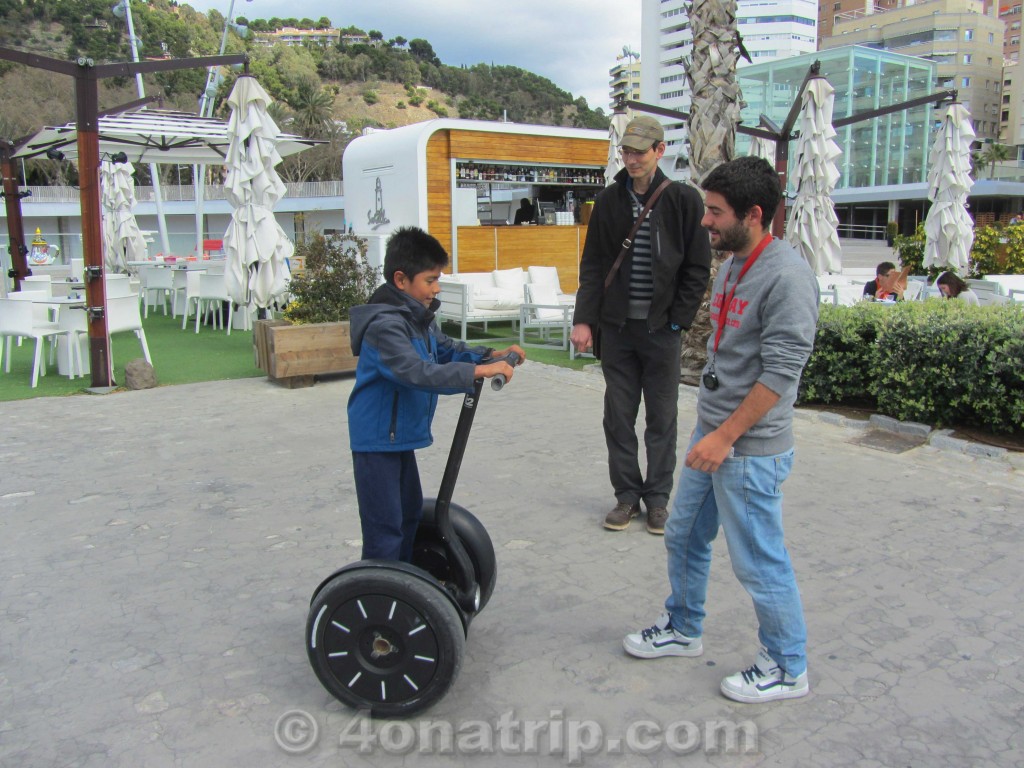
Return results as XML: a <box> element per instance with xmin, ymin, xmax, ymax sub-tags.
<box><xmin>935</xmin><ymin>272</ymin><xmax>980</xmax><ymax>306</ymax></box>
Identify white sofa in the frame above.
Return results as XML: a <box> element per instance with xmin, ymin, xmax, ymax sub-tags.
<box><xmin>437</xmin><ymin>266</ymin><xmax>574</xmax><ymax>341</ymax></box>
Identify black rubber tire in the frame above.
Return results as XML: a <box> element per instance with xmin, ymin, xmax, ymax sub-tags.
<box><xmin>306</xmin><ymin>568</ymin><xmax>465</xmax><ymax>718</ymax></box>
<box><xmin>412</xmin><ymin>500</ymin><xmax>497</xmax><ymax>612</ymax></box>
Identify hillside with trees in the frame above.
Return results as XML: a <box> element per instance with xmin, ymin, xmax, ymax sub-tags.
<box><xmin>0</xmin><ymin>0</ymin><xmax>610</xmax><ymax>184</ymax></box>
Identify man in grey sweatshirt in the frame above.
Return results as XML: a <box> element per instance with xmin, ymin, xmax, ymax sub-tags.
<box><xmin>622</xmin><ymin>156</ymin><xmax>819</xmax><ymax>704</ymax></box>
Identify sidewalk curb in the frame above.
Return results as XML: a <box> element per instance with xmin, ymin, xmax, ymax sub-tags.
<box><xmin>794</xmin><ymin>408</ymin><xmax>1022</xmax><ymax>469</ymax></box>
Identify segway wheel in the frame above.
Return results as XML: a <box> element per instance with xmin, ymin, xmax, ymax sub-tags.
<box><xmin>306</xmin><ymin>567</ymin><xmax>465</xmax><ymax>718</ymax></box>
<box><xmin>413</xmin><ymin>501</ymin><xmax>497</xmax><ymax>612</ymax></box>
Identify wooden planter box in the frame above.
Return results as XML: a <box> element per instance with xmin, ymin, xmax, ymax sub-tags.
<box><xmin>253</xmin><ymin>319</ymin><xmax>357</xmax><ymax>388</ymax></box>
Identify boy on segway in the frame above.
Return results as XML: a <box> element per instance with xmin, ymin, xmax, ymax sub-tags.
<box><xmin>347</xmin><ymin>226</ymin><xmax>525</xmax><ymax>562</ymax></box>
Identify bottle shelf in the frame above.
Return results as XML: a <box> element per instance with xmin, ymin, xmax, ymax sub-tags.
<box><xmin>455</xmin><ymin>160</ymin><xmax>603</xmax><ymax>187</ymax></box>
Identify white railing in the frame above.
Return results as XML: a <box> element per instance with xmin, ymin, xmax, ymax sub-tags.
<box><xmin>18</xmin><ymin>180</ymin><xmax>343</xmax><ymax>204</ymax></box>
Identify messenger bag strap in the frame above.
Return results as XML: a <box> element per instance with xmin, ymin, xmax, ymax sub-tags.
<box><xmin>603</xmin><ymin>178</ymin><xmax>672</xmax><ymax>292</ymax></box>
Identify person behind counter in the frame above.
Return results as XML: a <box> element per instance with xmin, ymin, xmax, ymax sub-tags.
<box><xmin>513</xmin><ymin>198</ymin><xmax>535</xmax><ymax>225</ymax></box>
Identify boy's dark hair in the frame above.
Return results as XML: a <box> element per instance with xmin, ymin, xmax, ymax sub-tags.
<box><xmin>875</xmin><ymin>261</ymin><xmax>896</xmax><ymax>276</ymax></box>
<box><xmin>700</xmin><ymin>156</ymin><xmax>782</xmax><ymax>228</ymax></box>
<box><xmin>383</xmin><ymin>226</ymin><xmax>449</xmax><ymax>284</ymax></box>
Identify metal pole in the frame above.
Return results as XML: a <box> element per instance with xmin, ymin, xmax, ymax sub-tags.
<box><xmin>120</xmin><ymin>0</ymin><xmax>171</xmax><ymax>255</ymax></box>
<box><xmin>195</xmin><ymin>0</ymin><xmax>243</xmax><ymax>255</ymax></box>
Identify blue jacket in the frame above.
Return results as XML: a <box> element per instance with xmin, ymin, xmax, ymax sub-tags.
<box><xmin>347</xmin><ymin>283</ymin><xmax>489</xmax><ymax>452</ymax></box>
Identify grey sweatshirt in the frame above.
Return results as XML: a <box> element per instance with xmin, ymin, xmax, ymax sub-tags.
<box><xmin>697</xmin><ymin>237</ymin><xmax>819</xmax><ymax>456</ymax></box>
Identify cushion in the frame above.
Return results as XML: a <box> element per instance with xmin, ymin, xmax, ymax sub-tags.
<box><xmin>472</xmin><ymin>286</ymin><xmax>521</xmax><ymax>311</ymax></box>
<box><xmin>528</xmin><ymin>265</ymin><xmax>562</xmax><ymax>293</ymax></box>
<box><xmin>529</xmin><ymin>283</ymin><xmax>565</xmax><ymax>320</ymax></box>
<box><xmin>492</xmin><ymin>268</ymin><xmax>527</xmax><ymax>291</ymax></box>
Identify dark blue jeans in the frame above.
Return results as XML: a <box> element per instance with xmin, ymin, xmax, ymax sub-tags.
<box><xmin>353</xmin><ymin>450</ymin><xmax>423</xmax><ymax>562</ymax></box>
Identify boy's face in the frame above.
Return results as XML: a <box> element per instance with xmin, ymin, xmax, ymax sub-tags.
<box><xmin>394</xmin><ymin>267</ymin><xmax>443</xmax><ymax>308</ymax></box>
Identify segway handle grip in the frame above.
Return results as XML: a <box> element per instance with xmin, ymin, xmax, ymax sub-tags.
<box><xmin>488</xmin><ymin>351</ymin><xmax>522</xmax><ymax>391</ymax></box>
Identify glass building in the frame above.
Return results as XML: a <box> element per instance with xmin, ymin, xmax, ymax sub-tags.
<box><xmin>731</xmin><ymin>44</ymin><xmax>1024</xmax><ymax>235</ymax></box>
<box><xmin>738</xmin><ymin>45</ymin><xmax>937</xmax><ymax>191</ymax></box>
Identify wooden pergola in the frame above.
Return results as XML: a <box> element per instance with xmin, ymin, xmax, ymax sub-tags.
<box><xmin>0</xmin><ymin>47</ymin><xmax>247</xmax><ymax>388</ymax></box>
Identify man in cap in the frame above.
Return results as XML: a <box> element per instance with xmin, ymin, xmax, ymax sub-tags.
<box><xmin>571</xmin><ymin>115</ymin><xmax>711</xmax><ymax>534</ymax></box>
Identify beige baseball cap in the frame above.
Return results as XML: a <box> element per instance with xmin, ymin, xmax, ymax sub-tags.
<box><xmin>619</xmin><ymin>116</ymin><xmax>665</xmax><ymax>151</ymax></box>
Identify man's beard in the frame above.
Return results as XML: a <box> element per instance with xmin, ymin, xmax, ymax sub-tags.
<box><xmin>712</xmin><ymin>220</ymin><xmax>752</xmax><ymax>254</ymax></box>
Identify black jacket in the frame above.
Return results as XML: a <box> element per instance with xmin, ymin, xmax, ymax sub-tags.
<box><xmin>573</xmin><ymin>166</ymin><xmax>711</xmax><ymax>331</ymax></box>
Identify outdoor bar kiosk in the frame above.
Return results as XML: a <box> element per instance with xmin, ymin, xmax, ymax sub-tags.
<box><xmin>342</xmin><ymin>119</ymin><xmax>608</xmax><ymax>291</ymax></box>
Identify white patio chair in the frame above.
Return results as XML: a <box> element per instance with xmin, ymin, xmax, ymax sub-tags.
<box><xmin>104</xmin><ymin>273</ymin><xmax>135</xmax><ymax>298</ymax></box>
<box><xmin>22</xmin><ymin>275</ymin><xmax>53</xmax><ymax>295</ymax></box>
<box><xmin>0</xmin><ymin>296</ymin><xmax>81</xmax><ymax>387</ymax></box>
<box><xmin>70</xmin><ymin>294</ymin><xmax>152</xmax><ymax>367</ymax></box>
<box><xmin>180</xmin><ymin>271</ymin><xmax>205</xmax><ymax>329</ymax></box>
<box><xmin>195</xmin><ymin>272</ymin><xmax>234</xmax><ymax>335</ymax></box>
<box><xmin>138</xmin><ymin>265</ymin><xmax>173</xmax><ymax>317</ymax></box>
<box><xmin>519</xmin><ymin>283</ymin><xmax>574</xmax><ymax>356</ymax></box>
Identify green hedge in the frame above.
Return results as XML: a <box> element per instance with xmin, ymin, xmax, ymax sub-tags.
<box><xmin>799</xmin><ymin>302</ymin><xmax>1024</xmax><ymax>433</ymax></box>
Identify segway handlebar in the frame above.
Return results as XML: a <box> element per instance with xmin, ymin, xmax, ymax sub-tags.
<box><xmin>487</xmin><ymin>351</ymin><xmax>522</xmax><ymax>391</ymax></box>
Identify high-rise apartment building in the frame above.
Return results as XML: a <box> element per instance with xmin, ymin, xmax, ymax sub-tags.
<box><xmin>996</xmin><ymin>1</ymin><xmax>1021</xmax><ymax>60</ymax></box>
<box><xmin>999</xmin><ymin>61</ymin><xmax>1024</xmax><ymax>158</ymax></box>
<box><xmin>609</xmin><ymin>58</ymin><xmax>642</xmax><ymax>109</ymax></box>
<box><xmin>640</xmin><ymin>0</ymin><xmax>818</xmax><ymax>175</ymax></box>
<box><xmin>818</xmin><ymin>0</ymin><xmax>899</xmax><ymax>46</ymax></box>
<box><xmin>821</xmin><ymin>0</ymin><xmax>1004</xmax><ymax>141</ymax></box>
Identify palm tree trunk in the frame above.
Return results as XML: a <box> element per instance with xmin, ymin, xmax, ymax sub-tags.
<box><xmin>679</xmin><ymin>0</ymin><xmax>743</xmax><ymax>385</ymax></box>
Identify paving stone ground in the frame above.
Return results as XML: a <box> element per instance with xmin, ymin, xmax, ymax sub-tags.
<box><xmin>1</xmin><ymin>362</ymin><xmax>1021</xmax><ymax>767</ymax></box>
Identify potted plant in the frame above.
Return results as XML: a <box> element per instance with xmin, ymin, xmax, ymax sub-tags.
<box><xmin>254</xmin><ymin>231</ymin><xmax>381</xmax><ymax>387</ymax></box>
<box><xmin>885</xmin><ymin>221</ymin><xmax>898</xmax><ymax>247</ymax></box>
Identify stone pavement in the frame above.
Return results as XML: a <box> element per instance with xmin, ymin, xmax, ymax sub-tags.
<box><xmin>1</xmin><ymin>363</ymin><xmax>1021</xmax><ymax>767</ymax></box>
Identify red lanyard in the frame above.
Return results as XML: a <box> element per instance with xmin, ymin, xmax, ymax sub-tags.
<box><xmin>712</xmin><ymin>234</ymin><xmax>773</xmax><ymax>354</ymax></box>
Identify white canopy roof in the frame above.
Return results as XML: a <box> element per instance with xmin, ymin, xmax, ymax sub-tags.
<box><xmin>14</xmin><ymin>108</ymin><xmax>323</xmax><ymax>166</ymax></box>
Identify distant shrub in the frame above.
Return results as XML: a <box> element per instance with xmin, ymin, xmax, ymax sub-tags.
<box><xmin>799</xmin><ymin>301</ymin><xmax>1024</xmax><ymax>433</ymax></box>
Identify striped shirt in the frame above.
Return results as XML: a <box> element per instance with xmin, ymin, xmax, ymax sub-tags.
<box><xmin>627</xmin><ymin>188</ymin><xmax>654</xmax><ymax>319</ymax></box>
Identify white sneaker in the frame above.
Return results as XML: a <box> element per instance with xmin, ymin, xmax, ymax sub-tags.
<box><xmin>720</xmin><ymin>646</ymin><xmax>809</xmax><ymax>703</ymax></box>
<box><xmin>623</xmin><ymin>613</ymin><xmax>703</xmax><ymax>658</ymax></box>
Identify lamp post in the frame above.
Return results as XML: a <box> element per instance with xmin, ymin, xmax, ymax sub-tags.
<box><xmin>112</xmin><ymin>0</ymin><xmax>171</xmax><ymax>255</ymax></box>
<box><xmin>194</xmin><ymin>0</ymin><xmax>251</xmax><ymax>254</ymax></box>
<box><xmin>199</xmin><ymin>0</ymin><xmax>252</xmax><ymax>118</ymax></box>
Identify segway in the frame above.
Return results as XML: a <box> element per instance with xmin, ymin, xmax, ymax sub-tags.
<box><xmin>306</xmin><ymin>353</ymin><xmax>520</xmax><ymax>718</ymax></box>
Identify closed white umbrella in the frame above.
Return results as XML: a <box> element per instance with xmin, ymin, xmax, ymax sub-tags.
<box><xmin>100</xmin><ymin>159</ymin><xmax>148</xmax><ymax>273</ymax></box>
<box><xmin>605</xmin><ymin>110</ymin><xmax>630</xmax><ymax>186</ymax></box>
<box><xmin>924</xmin><ymin>103</ymin><xmax>975</xmax><ymax>273</ymax></box>
<box><xmin>222</xmin><ymin>76</ymin><xmax>294</xmax><ymax>309</ymax></box>
<box><xmin>750</xmin><ymin>135</ymin><xmax>776</xmax><ymax>162</ymax></box>
<box><xmin>784</xmin><ymin>77</ymin><xmax>843</xmax><ymax>275</ymax></box>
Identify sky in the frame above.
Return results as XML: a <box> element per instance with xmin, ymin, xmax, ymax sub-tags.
<box><xmin>179</xmin><ymin>0</ymin><xmax>642</xmax><ymax>112</ymax></box>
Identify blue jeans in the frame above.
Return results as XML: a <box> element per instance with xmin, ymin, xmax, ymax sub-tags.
<box><xmin>663</xmin><ymin>424</ymin><xmax>807</xmax><ymax>676</ymax></box>
<box><xmin>353</xmin><ymin>451</ymin><xmax>423</xmax><ymax>562</ymax></box>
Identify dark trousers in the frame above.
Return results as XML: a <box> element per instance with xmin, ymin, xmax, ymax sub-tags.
<box><xmin>599</xmin><ymin>319</ymin><xmax>682</xmax><ymax>510</ymax></box>
<box><xmin>353</xmin><ymin>450</ymin><xmax>423</xmax><ymax>562</ymax></box>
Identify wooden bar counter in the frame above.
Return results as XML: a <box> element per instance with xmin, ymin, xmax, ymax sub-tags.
<box><xmin>455</xmin><ymin>225</ymin><xmax>586</xmax><ymax>292</ymax></box>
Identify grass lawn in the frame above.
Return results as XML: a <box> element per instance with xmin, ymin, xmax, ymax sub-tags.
<box><xmin>0</xmin><ymin>315</ymin><xmax>586</xmax><ymax>402</ymax></box>
<box><xmin>0</xmin><ymin>310</ymin><xmax>264</xmax><ymax>402</ymax></box>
